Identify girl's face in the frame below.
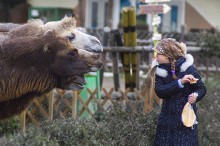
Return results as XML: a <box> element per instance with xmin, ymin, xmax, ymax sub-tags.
<box><xmin>155</xmin><ymin>49</ymin><xmax>170</xmax><ymax>64</ymax></box>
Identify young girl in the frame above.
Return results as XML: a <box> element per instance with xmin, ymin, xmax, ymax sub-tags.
<box><xmin>152</xmin><ymin>38</ymin><xmax>206</xmax><ymax>146</ymax></box>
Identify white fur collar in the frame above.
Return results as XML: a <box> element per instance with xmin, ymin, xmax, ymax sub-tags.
<box><xmin>180</xmin><ymin>54</ymin><xmax>194</xmax><ymax>72</ymax></box>
<box><xmin>156</xmin><ymin>67</ymin><xmax>168</xmax><ymax>77</ymax></box>
<box><xmin>155</xmin><ymin>54</ymin><xmax>194</xmax><ymax>77</ymax></box>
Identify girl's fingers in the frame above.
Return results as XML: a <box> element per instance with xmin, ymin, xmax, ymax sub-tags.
<box><xmin>189</xmin><ymin>93</ymin><xmax>194</xmax><ymax>97</ymax></box>
<box><xmin>188</xmin><ymin>96</ymin><xmax>197</xmax><ymax>104</ymax></box>
<box><xmin>188</xmin><ymin>99</ymin><xmax>194</xmax><ymax>104</ymax></box>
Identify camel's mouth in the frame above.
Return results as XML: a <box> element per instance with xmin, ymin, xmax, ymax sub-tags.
<box><xmin>72</xmin><ymin>82</ymin><xmax>84</xmax><ymax>90</ymax></box>
<box><xmin>70</xmin><ymin>52</ymin><xmax>102</xmax><ymax>90</ymax></box>
<box><xmin>65</xmin><ymin>75</ymin><xmax>87</xmax><ymax>90</ymax></box>
<box><xmin>87</xmin><ymin>55</ymin><xmax>103</xmax><ymax>72</ymax></box>
<box><xmin>77</xmin><ymin>49</ymin><xmax>103</xmax><ymax>73</ymax></box>
<box><xmin>74</xmin><ymin>75</ymin><xmax>86</xmax><ymax>85</ymax></box>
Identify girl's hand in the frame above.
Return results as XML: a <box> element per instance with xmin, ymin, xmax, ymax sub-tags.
<box><xmin>180</xmin><ymin>74</ymin><xmax>195</xmax><ymax>84</ymax></box>
<box><xmin>188</xmin><ymin>93</ymin><xmax>198</xmax><ymax>104</ymax></box>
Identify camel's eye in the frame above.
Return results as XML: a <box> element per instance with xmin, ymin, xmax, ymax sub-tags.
<box><xmin>68</xmin><ymin>33</ymin><xmax>75</xmax><ymax>41</ymax></box>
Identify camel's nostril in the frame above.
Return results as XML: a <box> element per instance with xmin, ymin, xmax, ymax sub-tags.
<box><xmin>91</xmin><ymin>37</ymin><xmax>101</xmax><ymax>45</ymax></box>
<box><xmin>91</xmin><ymin>54</ymin><xmax>100</xmax><ymax>60</ymax></box>
<box><xmin>84</xmin><ymin>36</ymin><xmax>103</xmax><ymax>53</ymax></box>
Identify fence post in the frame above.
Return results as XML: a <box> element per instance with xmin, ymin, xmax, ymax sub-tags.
<box><xmin>100</xmin><ymin>27</ymin><xmax>110</xmax><ymax>88</ymax></box>
<box><xmin>20</xmin><ymin>110</ymin><xmax>26</xmax><ymax>133</ymax></box>
<box><xmin>48</xmin><ymin>90</ymin><xmax>54</xmax><ymax>121</ymax></box>
<box><xmin>72</xmin><ymin>91</ymin><xmax>78</xmax><ymax>119</ymax></box>
<box><xmin>110</xmin><ymin>30</ymin><xmax>120</xmax><ymax>91</ymax></box>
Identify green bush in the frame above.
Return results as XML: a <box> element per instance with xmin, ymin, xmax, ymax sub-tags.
<box><xmin>0</xmin><ymin>117</ymin><xmax>19</xmax><ymax>137</ymax></box>
<box><xmin>2</xmin><ymin>102</ymin><xmax>160</xmax><ymax>146</ymax></box>
<box><xmin>3</xmin><ymin>127</ymin><xmax>58</xmax><ymax>146</ymax></box>
<box><xmin>1</xmin><ymin>77</ymin><xmax>220</xmax><ymax>146</ymax></box>
<box><xmin>198</xmin><ymin>75</ymin><xmax>220</xmax><ymax>146</ymax></box>
<box><xmin>199</xmin><ymin>31</ymin><xmax>220</xmax><ymax>57</ymax></box>
<box><xmin>40</xmin><ymin>102</ymin><xmax>160</xmax><ymax>146</ymax></box>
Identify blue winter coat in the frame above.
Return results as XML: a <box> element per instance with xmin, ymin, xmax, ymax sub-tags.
<box><xmin>153</xmin><ymin>54</ymin><xmax>206</xmax><ymax>146</ymax></box>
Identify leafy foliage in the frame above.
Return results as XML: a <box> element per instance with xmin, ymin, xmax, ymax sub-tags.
<box><xmin>197</xmin><ymin>74</ymin><xmax>220</xmax><ymax>146</ymax></box>
<box><xmin>1</xmin><ymin>76</ymin><xmax>220</xmax><ymax>145</ymax></box>
<box><xmin>199</xmin><ymin>31</ymin><xmax>220</xmax><ymax>57</ymax></box>
<box><xmin>3</xmin><ymin>127</ymin><xmax>59</xmax><ymax>146</ymax></box>
<box><xmin>0</xmin><ymin>117</ymin><xmax>19</xmax><ymax>137</ymax></box>
<box><xmin>2</xmin><ymin>102</ymin><xmax>160</xmax><ymax>146</ymax></box>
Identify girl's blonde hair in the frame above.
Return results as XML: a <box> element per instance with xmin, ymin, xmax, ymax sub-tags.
<box><xmin>153</xmin><ymin>38</ymin><xmax>187</xmax><ymax>79</ymax></box>
<box><xmin>143</xmin><ymin>38</ymin><xmax>187</xmax><ymax>101</ymax></box>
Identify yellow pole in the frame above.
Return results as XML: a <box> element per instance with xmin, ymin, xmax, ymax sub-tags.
<box><xmin>122</xmin><ymin>7</ymin><xmax>131</xmax><ymax>89</ymax></box>
<box><xmin>128</xmin><ymin>6</ymin><xmax>137</xmax><ymax>91</ymax></box>
<box><xmin>153</xmin><ymin>18</ymin><xmax>159</xmax><ymax>58</ymax></box>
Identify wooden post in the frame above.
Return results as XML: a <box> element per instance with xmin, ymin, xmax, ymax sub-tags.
<box><xmin>205</xmin><ymin>58</ymin><xmax>209</xmax><ymax>81</ymax></box>
<box><xmin>72</xmin><ymin>91</ymin><xmax>78</xmax><ymax>119</ymax></box>
<box><xmin>136</xmin><ymin>53</ymin><xmax>140</xmax><ymax>89</ymax></box>
<box><xmin>138</xmin><ymin>1</ymin><xmax>172</xmax><ymax>112</ymax></box>
<box><xmin>112</xmin><ymin>53</ymin><xmax>120</xmax><ymax>90</ymax></box>
<box><xmin>47</xmin><ymin>90</ymin><xmax>54</xmax><ymax>121</ymax></box>
<box><xmin>100</xmin><ymin>27</ymin><xmax>110</xmax><ymax>88</ymax></box>
<box><xmin>109</xmin><ymin>30</ymin><xmax>120</xmax><ymax>91</ymax></box>
<box><xmin>20</xmin><ymin>110</ymin><xmax>26</xmax><ymax>133</ymax></box>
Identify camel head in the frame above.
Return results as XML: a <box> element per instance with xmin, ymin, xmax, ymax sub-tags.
<box><xmin>43</xmin><ymin>16</ymin><xmax>103</xmax><ymax>54</ymax></box>
<box><xmin>43</xmin><ymin>16</ymin><xmax>103</xmax><ymax>89</ymax></box>
<box><xmin>1</xmin><ymin>30</ymin><xmax>102</xmax><ymax>91</ymax></box>
<box><xmin>0</xmin><ymin>17</ymin><xmax>103</xmax><ymax>120</ymax></box>
<box><xmin>2</xmin><ymin>16</ymin><xmax>103</xmax><ymax>90</ymax></box>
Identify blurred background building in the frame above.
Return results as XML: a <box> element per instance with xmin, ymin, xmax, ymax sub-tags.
<box><xmin>0</xmin><ymin>0</ymin><xmax>218</xmax><ymax>33</ymax></box>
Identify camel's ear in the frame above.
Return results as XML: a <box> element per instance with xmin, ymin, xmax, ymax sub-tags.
<box><xmin>76</xmin><ymin>27</ymin><xmax>87</xmax><ymax>34</ymax></box>
<box><xmin>44</xmin><ymin>30</ymin><xmax>55</xmax><ymax>36</ymax></box>
<box><xmin>43</xmin><ymin>44</ymin><xmax>52</xmax><ymax>53</ymax></box>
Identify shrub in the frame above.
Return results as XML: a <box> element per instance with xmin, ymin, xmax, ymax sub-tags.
<box><xmin>2</xmin><ymin>127</ymin><xmax>59</xmax><ymax>146</ymax></box>
<box><xmin>2</xmin><ymin>102</ymin><xmax>160</xmax><ymax>146</ymax></box>
<box><xmin>0</xmin><ymin>117</ymin><xmax>19</xmax><ymax>137</ymax></box>
<box><xmin>40</xmin><ymin>102</ymin><xmax>160</xmax><ymax>146</ymax></box>
<box><xmin>1</xmin><ymin>76</ymin><xmax>220</xmax><ymax>146</ymax></box>
<box><xmin>199</xmin><ymin>31</ymin><xmax>220</xmax><ymax>57</ymax></box>
<box><xmin>197</xmin><ymin>75</ymin><xmax>220</xmax><ymax>146</ymax></box>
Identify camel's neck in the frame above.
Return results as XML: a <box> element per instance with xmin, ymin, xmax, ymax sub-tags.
<box><xmin>0</xmin><ymin>67</ymin><xmax>56</xmax><ymax>102</ymax></box>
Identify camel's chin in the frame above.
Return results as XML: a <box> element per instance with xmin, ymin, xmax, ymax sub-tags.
<box><xmin>65</xmin><ymin>83</ymin><xmax>85</xmax><ymax>90</ymax></box>
<box><xmin>90</xmin><ymin>66</ymin><xmax>101</xmax><ymax>72</ymax></box>
<box><xmin>63</xmin><ymin>75</ymin><xmax>87</xmax><ymax>90</ymax></box>
<box><xmin>88</xmin><ymin>61</ymin><xmax>103</xmax><ymax>72</ymax></box>
<box><xmin>59</xmin><ymin>81</ymin><xmax>85</xmax><ymax>90</ymax></box>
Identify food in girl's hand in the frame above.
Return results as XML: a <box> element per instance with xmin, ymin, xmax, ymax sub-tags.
<box><xmin>189</xmin><ymin>78</ymin><xmax>198</xmax><ymax>84</ymax></box>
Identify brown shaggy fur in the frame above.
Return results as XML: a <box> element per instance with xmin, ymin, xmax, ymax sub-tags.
<box><xmin>0</xmin><ymin>33</ymin><xmax>62</xmax><ymax>119</ymax></box>
<box><xmin>0</xmin><ymin>31</ymin><xmax>101</xmax><ymax>120</ymax></box>
<box><xmin>0</xmin><ymin>16</ymin><xmax>102</xmax><ymax>120</ymax></box>
<box><xmin>6</xmin><ymin>16</ymin><xmax>76</xmax><ymax>39</ymax></box>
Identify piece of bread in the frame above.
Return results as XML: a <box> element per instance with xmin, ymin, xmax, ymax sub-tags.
<box><xmin>189</xmin><ymin>78</ymin><xmax>198</xmax><ymax>84</ymax></box>
<box><xmin>182</xmin><ymin>102</ymin><xmax>196</xmax><ymax>127</ymax></box>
